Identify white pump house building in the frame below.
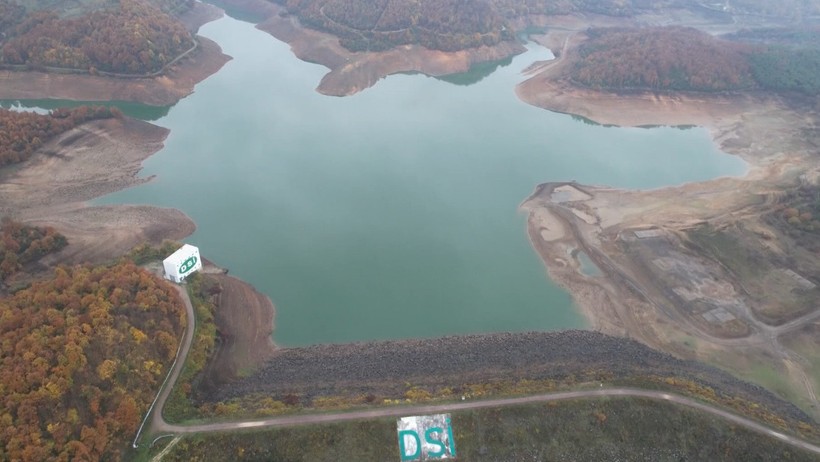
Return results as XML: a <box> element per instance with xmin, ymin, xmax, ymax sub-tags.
<box><xmin>163</xmin><ymin>244</ymin><xmax>202</xmax><ymax>283</ymax></box>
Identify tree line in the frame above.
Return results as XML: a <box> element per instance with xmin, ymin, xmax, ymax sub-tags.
<box><xmin>748</xmin><ymin>47</ymin><xmax>820</xmax><ymax>96</ymax></box>
<box><xmin>0</xmin><ymin>0</ymin><xmax>193</xmax><ymax>74</ymax></box>
<box><xmin>0</xmin><ymin>260</ymin><xmax>185</xmax><ymax>461</ymax></box>
<box><xmin>571</xmin><ymin>27</ymin><xmax>756</xmax><ymax>92</ymax></box>
<box><xmin>0</xmin><ymin>0</ymin><xmax>25</xmax><ymax>38</ymax></box>
<box><xmin>271</xmin><ymin>0</ymin><xmax>677</xmax><ymax>53</ymax></box>
<box><xmin>570</xmin><ymin>26</ymin><xmax>820</xmax><ymax>96</ymax></box>
<box><xmin>0</xmin><ymin>218</ymin><xmax>67</xmax><ymax>282</ymax></box>
<box><xmin>774</xmin><ymin>186</ymin><xmax>820</xmax><ymax>238</ymax></box>
<box><xmin>275</xmin><ymin>0</ymin><xmax>511</xmax><ymax>52</ymax></box>
<box><xmin>235</xmin><ymin>0</ymin><xmax>820</xmax><ymax>55</ymax></box>
<box><xmin>489</xmin><ymin>0</ymin><xmax>657</xmax><ymax>18</ymax></box>
<box><xmin>0</xmin><ymin>106</ymin><xmax>121</xmax><ymax>167</ymax></box>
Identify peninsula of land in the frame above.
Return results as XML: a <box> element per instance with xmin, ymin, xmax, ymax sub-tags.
<box><xmin>0</xmin><ymin>1</ymin><xmax>230</xmax><ymax>105</ymax></box>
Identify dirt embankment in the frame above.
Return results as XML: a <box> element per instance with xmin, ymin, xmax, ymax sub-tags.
<box><xmin>198</xmin><ymin>272</ymin><xmax>277</xmax><ymax>391</ymax></box>
<box><xmin>0</xmin><ymin>117</ymin><xmax>195</xmax><ymax>265</ymax></box>
<box><xmin>217</xmin><ymin>0</ymin><xmax>525</xmax><ymax>96</ymax></box>
<box><xmin>0</xmin><ymin>2</ymin><xmax>231</xmax><ymax>106</ymax></box>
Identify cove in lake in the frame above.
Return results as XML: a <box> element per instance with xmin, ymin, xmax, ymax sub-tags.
<box><xmin>83</xmin><ymin>15</ymin><xmax>748</xmax><ymax>347</ymax></box>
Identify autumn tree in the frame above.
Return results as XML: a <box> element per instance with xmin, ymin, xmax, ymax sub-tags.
<box><xmin>272</xmin><ymin>0</ymin><xmax>512</xmax><ymax>52</ymax></box>
<box><xmin>0</xmin><ymin>261</ymin><xmax>185</xmax><ymax>461</ymax></box>
<box><xmin>570</xmin><ymin>27</ymin><xmax>758</xmax><ymax>92</ymax></box>
<box><xmin>0</xmin><ymin>218</ymin><xmax>67</xmax><ymax>280</ymax></box>
<box><xmin>0</xmin><ymin>106</ymin><xmax>120</xmax><ymax>167</ymax></box>
<box><xmin>267</xmin><ymin>0</ymin><xmax>681</xmax><ymax>52</ymax></box>
<box><xmin>0</xmin><ymin>0</ymin><xmax>193</xmax><ymax>74</ymax></box>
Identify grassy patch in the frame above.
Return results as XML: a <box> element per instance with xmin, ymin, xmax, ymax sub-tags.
<box><xmin>747</xmin><ymin>363</ymin><xmax>801</xmax><ymax>404</ymax></box>
<box><xmin>686</xmin><ymin>223</ymin><xmax>816</xmax><ymax>325</ymax></box>
<box><xmin>782</xmin><ymin>324</ymin><xmax>820</xmax><ymax>400</ymax></box>
<box><xmin>687</xmin><ymin>224</ymin><xmax>768</xmax><ymax>281</ymax></box>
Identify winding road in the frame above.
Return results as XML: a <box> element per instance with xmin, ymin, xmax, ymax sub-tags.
<box><xmin>133</xmin><ymin>284</ymin><xmax>197</xmax><ymax>448</ymax></box>
<box><xmin>136</xmin><ymin>283</ymin><xmax>820</xmax><ymax>457</ymax></box>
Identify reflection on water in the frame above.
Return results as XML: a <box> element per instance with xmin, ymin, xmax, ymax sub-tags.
<box><xmin>435</xmin><ymin>55</ymin><xmax>515</xmax><ymax>86</ymax></box>
<box><xmin>0</xmin><ymin>99</ymin><xmax>172</xmax><ymax>121</ymax></box>
<box><xmin>206</xmin><ymin>0</ymin><xmax>268</xmax><ymax>24</ymax></box>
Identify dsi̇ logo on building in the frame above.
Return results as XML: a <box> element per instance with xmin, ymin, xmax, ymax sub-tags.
<box><xmin>178</xmin><ymin>256</ymin><xmax>198</xmax><ymax>274</ymax></box>
<box><xmin>397</xmin><ymin>414</ymin><xmax>456</xmax><ymax>461</ymax></box>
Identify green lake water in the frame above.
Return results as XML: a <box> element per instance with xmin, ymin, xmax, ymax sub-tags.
<box><xmin>9</xmin><ymin>15</ymin><xmax>747</xmax><ymax>346</ymax></box>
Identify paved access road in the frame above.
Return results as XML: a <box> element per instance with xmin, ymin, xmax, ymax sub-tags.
<box><xmin>134</xmin><ymin>284</ymin><xmax>197</xmax><ymax>448</ymax></box>
<box><xmin>140</xmin><ymin>287</ymin><xmax>820</xmax><ymax>456</ymax></box>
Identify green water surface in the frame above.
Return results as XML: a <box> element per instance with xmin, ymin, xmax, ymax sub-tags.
<box><xmin>70</xmin><ymin>16</ymin><xmax>748</xmax><ymax>346</ymax></box>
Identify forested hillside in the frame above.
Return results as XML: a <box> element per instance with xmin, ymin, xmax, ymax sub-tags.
<box><xmin>0</xmin><ymin>261</ymin><xmax>185</xmax><ymax>461</ymax></box>
<box><xmin>489</xmin><ymin>0</ymin><xmax>681</xmax><ymax>17</ymax></box>
<box><xmin>0</xmin><ymin>219</ymin><xmax>67</xmax><ymax>281</ymax></box>
<box><xmin>0</xmin><ymin>106</ymin><xmax>121</xmax><ymax>167</ymax></box>
<box><xmin>568</xmin><ymin>26</ymin><xmax>820</xmax><ymax>95</ymax></box>
<box><xmin>571</xmin><ymin>27</ymin><xmax>757</xmax><ymax>92</ymax></box>
<box><xmin>0</xmin><ymin>0</ymin><xmax>25</xmax><ymax>36</ymax></box>
<box><xmin>270</xmin><ymin>0</ymin><xmax>680</xmax><ymax>52</ymax></box>
<box><xmin>748</xmin><ymin>47</ymin><xmax>820</xmax><ymax>96</ymax></box>
<box><xmin>271</xmin><ymin>0</ymin><xmax>510</xmax><ymax>51</ymax></box>
<box><xmin>0</xmin><ymin>0</ymin><xmax>193</xmax><ymax>74</ymax></box>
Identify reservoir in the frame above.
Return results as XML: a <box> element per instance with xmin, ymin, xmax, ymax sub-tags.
<box><xmin>78</xmin><ymin>14</ymin><xmax>747</xmax><ymax>346</ymax></box>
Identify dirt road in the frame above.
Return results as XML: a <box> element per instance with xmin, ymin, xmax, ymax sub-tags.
<box><xmin>151</xmin><ymin>385</ymin><xmax>820</xmax><ymax>455</ymax></box>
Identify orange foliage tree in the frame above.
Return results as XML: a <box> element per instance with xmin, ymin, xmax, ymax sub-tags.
<box><xmin>1</xmin><ymin>0</ymin><xmax>192</xmax><ymax>74</ymax></box>
<box><xmin>274</xmin><ymin>0</ymin><xmax>511</xmax><ymax>51</ymax></box>
<box><xmin>0</xmin><ymin>218</ymin><xmax>68</xmax><ymax>280</ymax></box>
<box><xmin>571</xmin><ymin>27</ymin><xmax>758</xmax><ymax>92</ymax></box>
<box><xmin>0</xmin><ymin>261</ymin><xmax>184</xmax><ymax>461</ymax></box>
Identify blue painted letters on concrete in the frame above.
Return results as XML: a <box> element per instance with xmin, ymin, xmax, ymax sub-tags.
<box><xmin>397</xmin><ymin>414</ymin><xmax>456</xmax><ymax>461</ymax></box>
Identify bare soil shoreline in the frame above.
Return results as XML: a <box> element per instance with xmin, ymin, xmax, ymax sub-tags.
<box><xmin>0</xmin><ymin>118</ymin><xmax>195</xmax><ymax>265</ymax></box>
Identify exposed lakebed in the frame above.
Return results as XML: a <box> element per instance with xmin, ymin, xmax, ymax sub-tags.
<box><xmin>13</xmin><ymin>14</ymin><xmax>746</xmax><ymax>346</ymax></box>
